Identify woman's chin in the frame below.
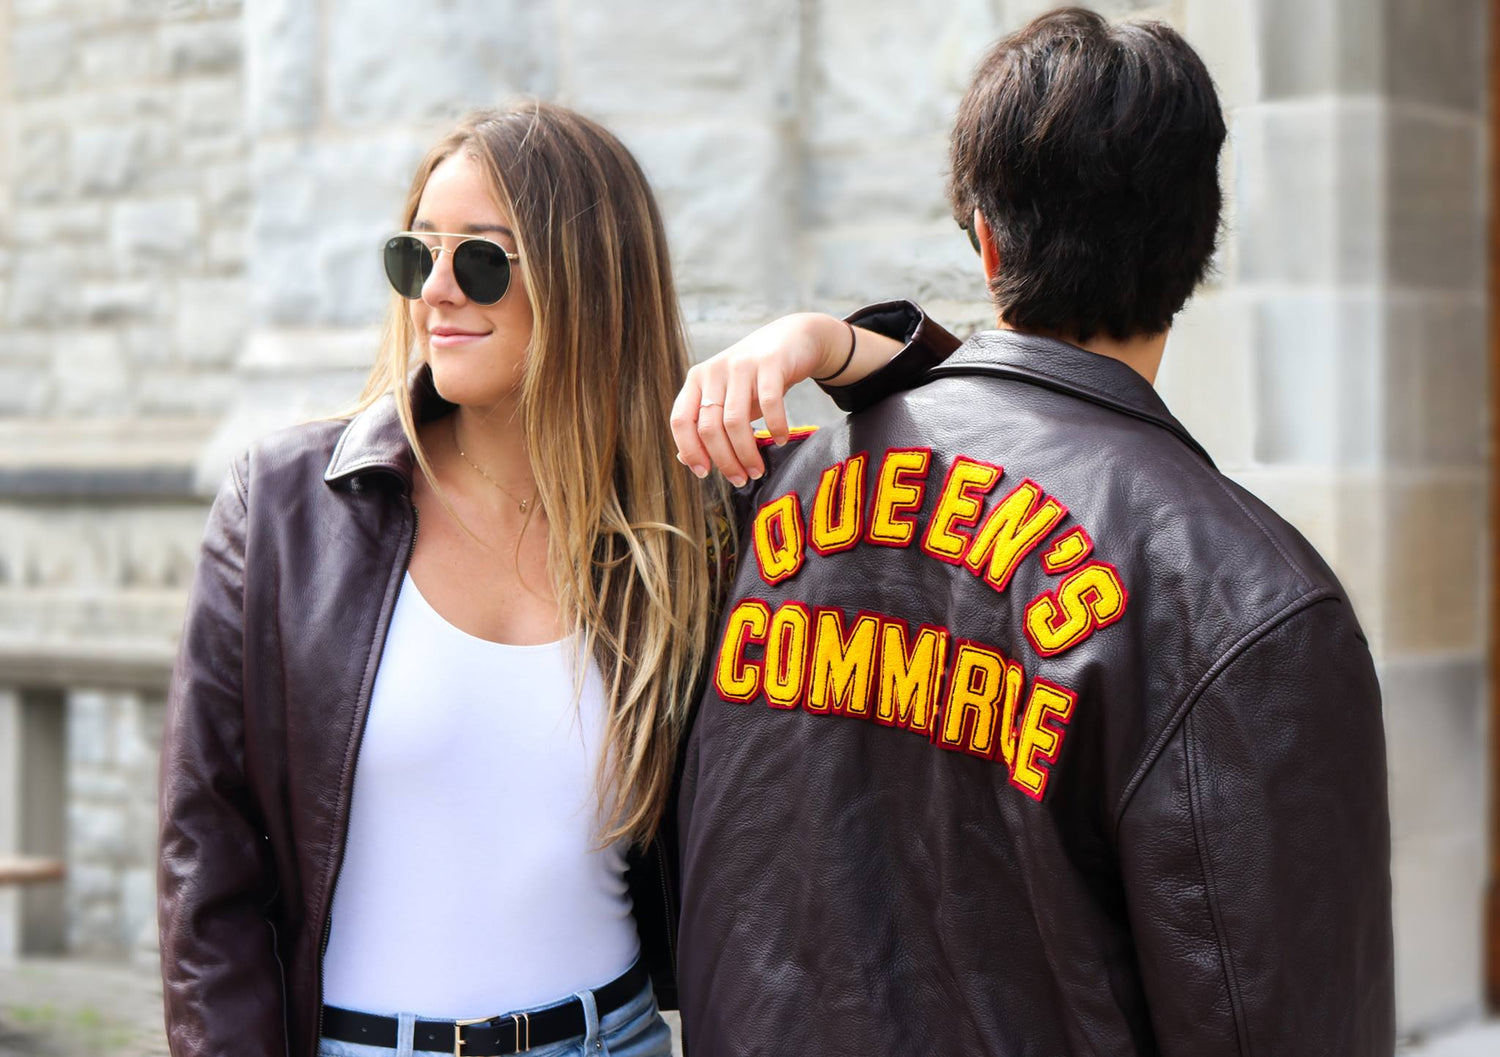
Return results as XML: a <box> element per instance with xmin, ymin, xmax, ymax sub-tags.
<box><xmin>427</xmin><ymin>360</ymin><xmax>519</xmax><ymax>411</ymax></box>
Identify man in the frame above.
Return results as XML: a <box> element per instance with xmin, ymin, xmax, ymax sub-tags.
<box><xmin>671</xmin><ymin>8</ymin><xmax>1394</xmax><ymax>1055</ymax></box>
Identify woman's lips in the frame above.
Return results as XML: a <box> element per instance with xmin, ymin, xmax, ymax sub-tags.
<box><xmin>428</xmin><ymin>329</ymin><xmax>490</xmax><ymax>348</ymax></box>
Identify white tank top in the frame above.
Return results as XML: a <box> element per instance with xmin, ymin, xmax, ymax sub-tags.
<box><xmin>320</xmin><ymin>572</ymin><xmax>640</xmax><ymax>1019</ymax></box>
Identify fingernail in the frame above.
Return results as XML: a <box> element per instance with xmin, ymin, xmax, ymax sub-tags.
<box><xmin>775</xmin><ymin>438</ymin><xmax>787</xmax><ymax>447</ymax></box>
<box><xmin>731</xmin><ymin>474</ymin><xmax>748</xmax><ymax>488</ymax></box>
<box><xmin>675</xmin><ymin>452</ymin><xmax>687</xmax><ymax>465</ymax></box>
<box><xmin>749</xmin><ymin>467</ymin><xmax>763</xmax><ymax>480</ymax></box>
<box><xmin>692</xmin><ymin>465</ymin><xmax>709</xmax><ymax>479</ymax></box>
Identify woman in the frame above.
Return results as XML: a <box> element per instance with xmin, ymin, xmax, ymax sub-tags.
<box><xmin>157</xmin><ymin>101</ymin><xmax>906</xmax><ymax>1057</ymax></box>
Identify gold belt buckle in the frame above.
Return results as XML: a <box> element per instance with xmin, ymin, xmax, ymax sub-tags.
<box><xmin>511</xmin><ymin>1012</ymin><xmax>531</xmax><ymax>1053</ymax></box>
<box><xmin>453</xmin><ymin>1015</ymin><xmax>489</xmax><ymax>1057</ymax></box>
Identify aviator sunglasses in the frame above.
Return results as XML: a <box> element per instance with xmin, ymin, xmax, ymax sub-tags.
<box><xmin>382</xmin><ymin>231</ymin><xmax>520</xmax><ymax>305</ymax></box>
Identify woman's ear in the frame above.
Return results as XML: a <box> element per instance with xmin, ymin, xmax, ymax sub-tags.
<box><xmin>974</xmin><ymin>209</ymin><xmax>1000</xmax><ymax>284</ymax></box>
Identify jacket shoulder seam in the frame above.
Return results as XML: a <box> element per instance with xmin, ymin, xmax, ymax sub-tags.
<box><xmin>1184</xmin><ymin>711</ymin><xmax>1253</xmax><ymax>1057</ymax></box>
<box><xmin>229</xmin><ymin>452</ymin><xmax>249</xmax><ymax>508</ymax></box>
<box><xmin>1112</xmin><ymin>590</ymin><xmax>1340</xmax><ymax>836</ymax></box>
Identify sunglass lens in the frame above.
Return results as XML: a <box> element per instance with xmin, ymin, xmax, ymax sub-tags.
<box><xmin>383</xmin><ymin>236</ymin><xmax>432</xmax><ymax>299</ymax></box>
<box><xmin>453</xmin><ymin>239</ymin><xmax>511</xmax><ymax>305</ymax></box>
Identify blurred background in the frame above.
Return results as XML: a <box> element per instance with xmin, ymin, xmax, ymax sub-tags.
<box><xmin>0</xmin><ymin>0</ymin><xmax>1493</xmax><ymax>1053</ymax></box>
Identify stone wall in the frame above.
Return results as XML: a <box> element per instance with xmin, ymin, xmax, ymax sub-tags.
<box><xmin>0</xmin><ymin>0</ymin><xmax>1492</xmax><ymax>1038</ymax></box>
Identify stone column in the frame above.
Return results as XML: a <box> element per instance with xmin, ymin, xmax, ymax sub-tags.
<box><xmin>1161</xmin><ymin>0</ymin><xmax>1490</xmax><ymax>1034</ymax></box>
<box><xmin>0</xmin><ymin>687</ymin><xmax>66</xmax><ymax>958</ymax></box>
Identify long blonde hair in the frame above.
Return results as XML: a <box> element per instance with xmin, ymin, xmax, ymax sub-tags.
<box><xmin>347</xmin><ymin>102</ymin><xmax>723</xmax><ymax>846</ymax></box>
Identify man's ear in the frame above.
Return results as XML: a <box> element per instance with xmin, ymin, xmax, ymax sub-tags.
<box><xmin>974</xmin><ymin>209</ymin><xmax>1000</xmax><ymax>284</ymax></box>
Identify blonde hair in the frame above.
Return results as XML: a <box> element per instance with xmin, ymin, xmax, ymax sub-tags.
<box><xmin>346</xmin><ymin>101</ymin><xmax>724</xmax><ymax>846</ymax></box>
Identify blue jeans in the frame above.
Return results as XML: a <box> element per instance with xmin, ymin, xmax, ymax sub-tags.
<box><xmin>316</xmin><ymin>979</ymin><xmax>673</xmax><ymax>1057</ymax></box>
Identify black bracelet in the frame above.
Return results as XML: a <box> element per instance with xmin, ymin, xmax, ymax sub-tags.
<box><xmin>813</xmin><ymin>319</ymin><xmax>858</xmax><ymax>383</ymax></box>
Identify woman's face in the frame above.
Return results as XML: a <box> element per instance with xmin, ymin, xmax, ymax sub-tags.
<box><xmin>408</xmin><ymin>151</ymin><xmax>535</xmax><ymax>410</ymax></box>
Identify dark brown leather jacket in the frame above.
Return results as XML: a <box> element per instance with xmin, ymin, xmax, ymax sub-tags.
<box><xmin>677</xmin><ymin>304</ymin><xmax>1395</xmax><ymax>1056</ymax></box>
<box><xmin>157</xmin><ymin>365</ymin><xmax>684</xmax><ymax>1057</ymax></box>
<box><xmin>155</xmin><ymin>327</ymin><xmax>943</xmax><ymax>1057</ymax></box>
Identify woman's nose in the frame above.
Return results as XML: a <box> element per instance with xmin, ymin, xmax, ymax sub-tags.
<box><xmin>421</xmin><ymin>247</ymin><xmax>466</xmax><ymax>306</ymax></box>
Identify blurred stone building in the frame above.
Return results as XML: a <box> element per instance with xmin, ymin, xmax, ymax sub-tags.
<box><xmin>0</xmin><ymin>0</ymin><xmax>1490</xmax><ymax>1041</ymax></box>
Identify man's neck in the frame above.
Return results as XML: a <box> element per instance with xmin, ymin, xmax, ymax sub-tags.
<box><xmin>1000</xmin><ymin>320</ymin><xmax>1168</xmax><ymax>386</ymax></box>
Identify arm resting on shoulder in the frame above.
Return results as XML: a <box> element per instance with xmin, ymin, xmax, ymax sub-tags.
<box><xmin>157</xmin><ymin>455</ymin><xmax>288</xmax><ymax>1057</ymax></box>
<box><xmin>1117</xmin><ymin>597</ymin><xmax>1394</xmax><ymax>1057</ymax></box>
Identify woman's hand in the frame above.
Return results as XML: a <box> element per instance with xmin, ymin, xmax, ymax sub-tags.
<box><xmin>670</xmin><ymin>312</ymin><xmax>898</xmax><ymax>486</ymax></box>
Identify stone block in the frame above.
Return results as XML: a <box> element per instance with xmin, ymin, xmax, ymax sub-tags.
<box><xmin>208</xmin><ymin>226</ymin><xmax>248</xmax><ymax>271</ymax></box>
<box><xmin>808</xmin><ymin>227</ymin><xmax>989</xmax><ymax>308</ymax></box>
<box><xmin>803</xmin><ymin>138</ymin><xmax>954</xmax><ymax>229</ymax></box>
<box><xmin>1382</xmin><ymin>476</ymin><xmax>1484</xmax><ymax>656</ymax></box>
<box><xmin>243</xmin><ymin>0</ymin><xmax>317</xmax><ymax>134</ymax></box>
<box><xmin>808</xmin><ymin>0</ymin><xmax>997</xmax><ymax>147</ymax></box>
<box><xmin>1393</xmin><ymin>830</ymin><xmax>1485</xmax><ymax>1032</ymax></box>
<box><xmin>1386</xmin><ymin>112</ymin><xmax>1483</xmax><ymax>293</ymax></box>
<box><xmin>1379</xmin><ymin>658</ymin><xmax>1484</xmax><ymax>846</ymax></box>
<box><xmin>614</xmin><ymin>120</ymin><xmax>800</xmax><ymax>310</ymax></box>
<box><xmin>11</xmin><ymin>203</ymin><xmax>109</xmax><ymax>243</ymax></box>
<box><xmin>201</xmin><ymin>161</ymin><xmax>250</xmax><ymax>219</ymax></box>
<box><xmin>72</xmin><ymin>123</ymin><xmax>169</xmax><ymax>197</ymax></box>
<box><xmin>69</xmin><ymin>800</ymin><xmax>134</xmax><ymax>863</ymax></box>
<box><xmin>11</xmin><ymin>22</ymin><xmax>76</xmax><ymax>97</ymax></box>
<box><xmin>111</xmin><ymin>197</ymin><xmax>202</xmax><ymax>269</ymax></box>
<box><xmin>82</xmin><ymin>281</ymin><xmax>160</xmax><ymax>324</ymax></box>
<box><xmin>177</xmin><ymin>78</ymin><xmax>243</xmax><ymax>139</ymax></box>
<box><xmin>250</xmin><ymin>134</ymin><xmax>426</xmax><ymax>326</ymax></box>
<box><xmin>135</xmin><ymin>370</ymin><xmax>239</xmax><ymax>416</ymax></box>
<box><xmin>6</xmin><ymin>249</ymin><xmax>87</xmax><ymax>327</ymax></box>
<box><xmin>1255</xmin><ymin>0</ymin><xmax>1379</xmax><ymax>100</ymax></box>
<box><xmin>1235</xmin><ymin>99</ymin><xmax>1383</xmax><ymax>287</ymax></box>
<box><xmin>1386</xmin><ymin>0</ymin><xmax>1486</xmax><ymax>114</ymax></box>
<box><xmin>1251</xmin><ymin>291</ymin><xmax>1381</xmax><ymax>467</ymax></box>
<box><xmin>77</xmin><ymin>28</ymin><xmax>160</xmax><ymax>86</ymax></box>
<box><xmin>1182</xmin><ymin>0</ymin><xmax>1259</xmax><ymax>109</ymax></box>
<box><xmin>1156</xmin><ymin>289</ymin><xmax>1255</xmax><ymax>471</ymax></box>
<box><xmin>326</xmin><ymin>0</ymin><xmax>556</xmax><ymax>128</ymax></box>
<box><xmin>0</xmin><ymin>367</ymin><xmax>55</xmax><ymax>415</ymax></box>
<box><xmin>47</xmin><ymin>329</ymin><xmax>132</xmax><ymax>415</ymax></box>
<box><xmin>570</xmin><ymin>0</ymin><xmax>799</xmax><ymax>121</ymax></box>
<box><xmin>1382</xmin><ymin>294</ymin><xmax>1486</xmax><ymax>468</ymax></box>
<box><xmin>174</xmin><ymin>277</ymin><xmax>248</xmax><ymax>365</ymax></box>
<box><xmin>14</xmin><ymin>123</ymin><xmax>69</xmax><ymax>205</ymax></box>
<box><xmin>158</xmin><ymin>19</ymin><xmax>241</xmax><ymax>78</ymax></box>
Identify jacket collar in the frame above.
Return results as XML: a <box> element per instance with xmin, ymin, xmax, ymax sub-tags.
<box><xmin>926</xmin><ymin>329</ymin><xmax>1215</xmax><ymax>467</ymax></box>
<box><xmin>322</xmin><ymin>362</ymin><xmax>456</xmax><ymax>491</ymax></box>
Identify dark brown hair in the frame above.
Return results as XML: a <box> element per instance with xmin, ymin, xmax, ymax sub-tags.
<box><xmin>948</xmin><ymin>7</ymin><xmax>1226</xmax><ymax>342</ymax></box>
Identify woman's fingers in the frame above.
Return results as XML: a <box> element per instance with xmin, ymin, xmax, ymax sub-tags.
<box><xmin>721</xmin><ymin>356</ymin><xmax>767</xmax><ymax>481</ymax></box>
<box><xmin>692</xmin><ymin>368</ymin><xmax>751</xmax><ymax>487</ymax></box>
<box><xmin>669</xmin><ymin>368</ymin><xmax>712</xmax><ymax>478</ymax></box>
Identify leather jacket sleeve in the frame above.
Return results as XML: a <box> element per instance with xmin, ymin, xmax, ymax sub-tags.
<box><xmin>1116</xmin><ymin>596</ymin><xmax>1395</xmax><ymax>1055</ymax></box>
<box><xmin>157</xmin><ymin>454</ymin><xmax>288</xmax><ymax>1057</ymax></box>
<box><xmin>819</xmin><ymin>299</ymin><xmax>961</xmax><ymax>412</ymax></box>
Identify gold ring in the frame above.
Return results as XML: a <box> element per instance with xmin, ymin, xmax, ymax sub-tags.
<box><xmin>700</xmin><ymin>400</ymin><xmax>722</xmax><ymax>409</ymax></box>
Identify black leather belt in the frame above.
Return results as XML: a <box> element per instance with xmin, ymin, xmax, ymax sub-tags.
<box><xmin>320</xmin><ymin>960</ymin><xmax>648</xmax><ymax>1056</ymax></box>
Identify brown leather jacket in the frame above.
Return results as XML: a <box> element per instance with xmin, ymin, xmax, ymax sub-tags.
<box><xmin>155</xmin><ymin>326</ymin><xmax>944</xmax><ymax>1057</ymax></box>
<box><xmin>677</xmin><ymin>303</ymin><xmax>1395</xmax><ymax>1055</ymax></box>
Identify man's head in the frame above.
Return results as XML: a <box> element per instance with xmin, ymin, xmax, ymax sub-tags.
<box><xmin>948</xmin><ymin>7</ymin><xmax>1226</xmax><ymax>343</ymax></box>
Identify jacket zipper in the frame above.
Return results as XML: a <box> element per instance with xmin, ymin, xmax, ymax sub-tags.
<box><xmin>653</xmin><ymin>836</ymin><xmax>678</xmax><ymax>980</ymax></box>
<box><xmin>311</xmin><ymin>498</ymin><xmax>419</xmax><ymax>1052</ymax></box>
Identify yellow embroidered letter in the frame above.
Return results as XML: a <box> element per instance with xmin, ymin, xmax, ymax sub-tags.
<box><xmin>938</xmin><ymin>642</ymin><xmax>1007</xmax><ymax>758</ymax></box>
<box><xmin>752</xmin><ymin>493</ymin><xmax>806</xmax><ymax>586</ymax></box>
<box><xmin>763</xmin><ymin>602</ymin><xmax>811</xmax><ymax>709</ymax></box>
<box><xmin>866</xmin><ymin>448</ymin><xmax>932</xmax><ymax>547</ymax></box>
<box><xmin>874</xmin><ymin>621</ymin><xmax>948</xmax><ymax>737</ymax></box>
<box><xmin>807</xmin><ymin>608</ymin><xmax>879</xmax><ymax>716</ymax></box>
<box><xmin>1010</xmin><ymin>679</ymin><xmax>1077</xmax><ymax>800</ymax></box>
<box><xmin>963</xmin><ymin>479</ymin><xmax>1067</xmax><ymax>593</ymax></box>
<box><xmin>810</xmin><ymin>454</ymin><xmax>867</xmax><ymax>556</ymax></box>
<box><xmin>921</xmin><ymin>457</ymin><xmax>1003</xmax><ymax>563</ymax></box>
<box><xmin>1024</xmin><ymin>561</ymin><xmax>1128</xmax><ymax>657</ymax></box>
<box><xmin>714</xmin><ymin>599</ymin><xmax>770</xmax><ymax>703</ymax></box>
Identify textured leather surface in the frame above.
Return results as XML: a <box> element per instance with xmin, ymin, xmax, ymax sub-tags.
<box><xmin>677</xmin><ymin>315</ymin><xmax>1394</xmax><ymax>1056</ymax></box>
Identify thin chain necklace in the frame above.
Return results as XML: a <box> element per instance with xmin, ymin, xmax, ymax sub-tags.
<box><xmin>451</xmin><ymin>415</ymin><xmax>537</xmax><ymax>515</ymax></box>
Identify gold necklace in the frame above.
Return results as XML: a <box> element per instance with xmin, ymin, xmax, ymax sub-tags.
<box><xmin>451</xmin><ymin>416</ymin><xmax>537</xmax><ymax>514</ymax></box>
